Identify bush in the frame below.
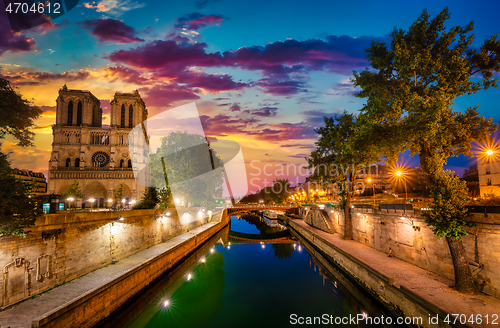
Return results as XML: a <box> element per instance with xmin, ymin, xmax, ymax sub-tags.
<box><xmin>132</xmin><ymin>187</ymin><xmax>159</xmax><ymax>210</ymax></box>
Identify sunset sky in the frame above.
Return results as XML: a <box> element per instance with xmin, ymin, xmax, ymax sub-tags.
<box><xmin>1</xmin><ymin>0</ymin><xmax>499</xmax><ymax>193</ymax></box>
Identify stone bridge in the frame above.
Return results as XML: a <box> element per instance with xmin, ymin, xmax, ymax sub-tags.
<box><xmin>224</xmin><ymin>204</ymin><xmax>299</xmax><ymax>216</ymax></box>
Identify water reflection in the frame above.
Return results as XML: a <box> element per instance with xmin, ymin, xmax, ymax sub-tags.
<box><xmin>99</xmin><ymin>216</ymin><xmax>407</xmax><ymax>328</ymax></box>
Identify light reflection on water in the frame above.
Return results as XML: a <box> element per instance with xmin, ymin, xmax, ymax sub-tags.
<box><xmin>98</xmin><ymin>215</ymin><xmax>406</xmax><ymax>328</ymax></box>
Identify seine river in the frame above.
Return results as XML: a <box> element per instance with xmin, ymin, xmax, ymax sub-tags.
<box><xmin>98</xmin><ymin>214</ymin><xmax>408</xmax><ymax>328</ymax></box>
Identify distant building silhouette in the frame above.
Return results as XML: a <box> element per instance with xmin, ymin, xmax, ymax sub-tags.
<box><xmin>13</xmin><ymin>168</ymin><xmax>47</xmax><ymax>195</ymax></box>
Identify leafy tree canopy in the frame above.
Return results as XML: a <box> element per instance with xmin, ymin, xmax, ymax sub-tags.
<box><xmin>0</xmin><ymin>77</ymin><xmax>42</xmax><ymax>147</ymax></box>
<box><xmin>0</xmin><ymin>151</ymin><xmax>44</xmax><ymax>236</ymax></box>
<box><xmin>62</xmin><ymin>180</ymin><xmax>84</xmax><ymax>200</ymax></box>
<box><xmin>352</xmin><ymin>7</ymin><xmax>499</xmax><ymax>173</ymax></box>
<box><xmin>148</xmin><ymin>132</ymin><xmax>224</xmax><ymax>208</ymax></box>
<box><xmin>132</xmin><ymin>187</ymin><xmax>159</xmax><ymax>210</ymax></box>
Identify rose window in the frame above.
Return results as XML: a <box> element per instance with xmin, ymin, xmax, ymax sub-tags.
<box><xmin>91</xmin><ymin>151</ymin><xmax>110</xmax><ymax>167</ymax></box>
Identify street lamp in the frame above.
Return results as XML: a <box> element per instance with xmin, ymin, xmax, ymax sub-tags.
<box><xmin>367</xmin><ymin>178</ymin><xmax>375</xmax><ymax>204</ymax></box>
<box><xmin>486</xmin><ymin>149</ymin><xmax>494</xmax><ymax>156</ymax></box>
<box><xmin>67</xmin><ymin>197</ymin><xmax>74</xmax><ymax>210</ymax></box>
<box><xmin>89</xmin><ymin>198</ymin><xmax>95</xmax><ymax>210</ymax></box>
<box><xmin>395</xmin><ymin>170</ymin><xmax>407</xmax><ymax>201</ymax></box>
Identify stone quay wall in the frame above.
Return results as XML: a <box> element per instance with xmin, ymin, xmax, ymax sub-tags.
<box><xmin>0</xmin><ymin>208</ymin><xmax>210</xmax><ymax>308</ymax></box>
<box><xmin>299</xmin><ymin>207</ymin><xmax>500</xmax><ymax>299</ymax></box>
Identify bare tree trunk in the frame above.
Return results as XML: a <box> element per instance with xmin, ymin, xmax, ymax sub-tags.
<box><xmin>343</xmin><ymin>182</ymin><xmax>352</xmax><ymax>240</ymax></box>
<box><xmin>446</xmin><ymin>237</ymin><xmax>478</xmax><ymax>294</ymax></box>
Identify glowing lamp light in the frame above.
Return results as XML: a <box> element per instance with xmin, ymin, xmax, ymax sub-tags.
<box><xmin>227</xmin><ymin>245</ymin><xmax>231</xmax><ymax>249</ymax></box>
<box><xmin>89</xmin><ymin>198</ymin><xmax>95</xmax><ymax>203</ymax></box>
<box><xmin>107</xmin><ymin>199</ymin><xmax>112</xmax><ymax>203</ymax></box>
<box><xmin>164</xmin><ymin>300</ymin><xmax>170</xmax><ymax>307</ymax></box>
<box><xmin>395</xmin><ymin>170</ymin><xmax>402</xmax><ymax>176</ymax></box>
<box><xmin>187</xmin><ymin>273</ymin><xmax>192</xmax><ymax>281</ymax></box>
<box><xmin>367</xmin><ymin>178</ymin><xmax>372</xmax><ymax>182</ymax></box>
<box><xmin>261</xmin><ymin>244</ymin><xmax>265</xmax><ymax>249</ymax></box>
<box><xmin>174</xmin><ymin>199</ymin><xmax>180</xmax><ymax>204</ymax></box>
<box><xmin>210</xmin><ymin>248</ymin><xmax>215</xmax><ymax>253</ymax></box>
<box><xmin>130</xmin><ymin>200</ymin><xmax>136</xmax><ymax>205</ymax></box>
<box><xmin>298</xmin><ymin>245</ymin><xmax>302</xmax><ymax>252</ymax></box>
<box><xmin>119</xmin><ymin>217</ymin><xmax>124</xmax><ymax>221</ymax></box>
<box><xmin>487</xmin><ymin>149</ymin><xmax>494</xmax><ymax>156</ymax></box>
<box><xmin>67</xmin><ymin>197</ymin><xmax>74</xmax><ymax>202</ymax></box>
<box><xmin>200</xmin><ymin>257</ymin><xmax>206</xmax><ymax>263</ymax></box>
<box><xmin>121</xmin><ymin>199</ymin><xmax>126</xmax><ymax>203</ymax></box>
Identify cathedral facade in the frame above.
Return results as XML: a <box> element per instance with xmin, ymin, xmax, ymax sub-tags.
<box><xmin>47</xmin><ymin>85</ymin><xmax>148</xmax><ymax>208</ymax></box>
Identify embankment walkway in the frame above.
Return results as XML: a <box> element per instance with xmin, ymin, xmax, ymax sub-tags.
<box><xmin>289</xmin><ymin>219</ymin><xmax>500</xmax><ymax>328</ymax></box>
<box><xmin>0</xmin><ymin>222</ymin><xmax>220</xmax><ymax>328</ymax></box>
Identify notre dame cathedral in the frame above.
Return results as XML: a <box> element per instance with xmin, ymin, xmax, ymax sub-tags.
<box><xmin>47</xmin><ymin>85</ymin><xmax>148</xmax><ymax>207</ymax></box>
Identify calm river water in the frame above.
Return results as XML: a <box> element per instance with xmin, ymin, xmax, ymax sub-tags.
<box><xmin>98</xmin><ymin>214</ymin><xmax>408</xmax><ymax>328</ymax></box>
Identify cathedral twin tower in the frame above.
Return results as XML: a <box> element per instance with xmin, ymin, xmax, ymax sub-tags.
<box><xmin>48</xmin><ymin>85</ymin><xmax>148</xmax><ymax>208</ymax></box>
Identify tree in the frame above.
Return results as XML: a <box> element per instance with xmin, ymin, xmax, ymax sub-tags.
<box><xmin>158</xmin><ymin>186</ymin><xmax>173</xmax><ymax>208</ymax></box>
<box><xmin>0</xmin><ymin>77</ymin><xmax>42</xmax><ymax>147</ymax></box>
<box><xmin>0</xmin><ymin>151</ymin><xmax>43</xmax><ymax>235</ymax></box>
<box><xmin>421</xmin><ymin>167</ymin><xmax>477</xmax><ymax>293</ymax></box>
<box><xmin>308</xmin><ymin>112</ymin><xmax>379</xmax><ymax>240</ymax></box>
<box><xmin>61</xmin><ymin>180</ymin><xmax>84</xmax><ymax>208</ymax></box>
<box><xmin>114</xmin><ymin>184</ymin><xmax>124</xmax><ymax>207</ymax></box>
<box><xmin>268</xmin><ymin>179</ymin><xmax>291</xmax><ymax>204</ymax></box>
<box><xmin>148</xmin><ymin>132</ymin><xmax>224</xmax><ymax>208</ymax></box>
<box><xmin>132</xmin><ymin>187</ymin><xmax>159</xmax><ymax>210</ymax></box>
<box><xmin>352</xmin><ymin>8</ymin><xmax>500</xmax><ymax>293</ymax></box>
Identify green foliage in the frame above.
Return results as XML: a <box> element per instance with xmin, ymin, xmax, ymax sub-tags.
<box><xmin>0</xmin><ymin>77</ymin><xmax>42</xmax><ymax>147</ymax></box>
<box><xmin>148</xmin><ymin>132</ymin><xmax>224</xmax><ymax>208</ymax></box>
<box><xmin>307</xmin><ymin>112</ymin><xmax>379</xmax><ymax>194</ymax></box>
<box><xmin>132</xmin><ymin>187</ymin><xmax>159</xmax><ymax>210</ymax></box>
<box><xmin>337</xmin><ymin>184</ymin><xmax>347</xmax><ymax>210</ymax></box>
<box><xmin>240</xmin><ymin>179</ymin><xmax>291</xmax><ymax>205</ymax></box>
<box><xmin>269</xmin><ymin>179</ymin><xmax>291</xmax><ymax>204</ymax></box>
<box><xmin>0</xmin><ymin>151</ymin><xmax>43</xmax><ymax>236</ymax></box>
<box><xmin>421</xmin><ymin>170</ymin><xmax>474</xmax><ymax>240</ymax></box>
<box><xmin>114</xmin><ymin>184</ymin><xmax>124</xmax><ymax>200</ymax></box>
<box><xmin>352</xmin><ymin>7</ymin><xmax>499</xmax><ymax>169</ymax></box>
<box><xmin>158</xmin><ymin>187</ymin><xmax>173</xmax><ymax>208</ymax></box>
<box><xmin>352</xmin><ymin>7</ymin><xmax>499</xmax><ymax>237</ymax></box>
<box><xmin>61</xmin><ymin>180</ymin><xmax>84</xmax><ymax>200</ymax></box>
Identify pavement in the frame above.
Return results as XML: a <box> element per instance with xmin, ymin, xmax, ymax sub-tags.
<box><xmin>291</xmin><ymin>219</ymin><xmax>500</xmax><ymax>328</ymax></box>
<box><xmin>0</xmin><ymin>223</ymin><xmax>218</xmax><ymax>328</ymax></box>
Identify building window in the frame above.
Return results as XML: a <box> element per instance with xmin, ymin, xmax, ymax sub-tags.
<box><xmin>119</xmin><ymin>159</ymin><xmax>124</xmax><ymax>168</ymax></box>
<box><xmin>65</xmin><ymin>158</ymin><xmax>71</xmax><ymax>167</ymax></box>
<box><xmin>128</xmin><ymin>159</ymin><xmax>132</xmax><ymax>168</ymax></box>
<box><xmin>91</xmin><ymin>151</ymin><xmax>110</xmax><ymax>168</ymax></box>
<box><xmin>486</xmin><ymin>167</ymin><xmax>491</xmax><ymax>175</ymax></box>
<box><xmin>487</xmin><ymin>179</ymin><xmax>492</xmax><ymax>186</ymax></box>
<box><xmin>128</xmin><ymin>105</ymin><xmax>133</xmax><ymax>128</ymax></box>
<box><xmin>67</xmin><ymin>101</ymin><xmax>73</xmax><ymax>126</ymax></box>
<box><xmin>75</xmin><ymin>158</ymin><xmax>80</xmax><ymax>168</ymax></box>
<box><xmin>77</xmin><ymin>101</ymin><xmax>82</xmax><ymax>126</ymax></box>
<box><xmin>120</xmin><ymin>104</ymin><xmax>125</xmax><ymax>128</ymax></box>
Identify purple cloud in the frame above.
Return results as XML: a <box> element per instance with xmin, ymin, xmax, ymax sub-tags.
<box><xmin>80</xmin><ymin>19</ymin><xmax>144</xmax><ymax>43</ymax></box>
<box><xmin>0</xmin><ymin>13</ymin><xmax>36</xmax><ymax>56</ymax></box>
